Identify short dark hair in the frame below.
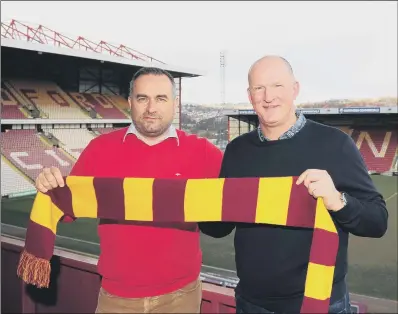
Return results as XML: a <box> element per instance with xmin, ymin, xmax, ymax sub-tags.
<box><xmin>129</xmin><ymin>67</ymin><xmax>176</xmax><ymax>97</ymax></box>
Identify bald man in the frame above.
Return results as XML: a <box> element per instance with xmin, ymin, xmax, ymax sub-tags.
<box><xmin>199</xmin><ymin>56</ymin><xmax>388</xmax><ymax>314</ymax></box>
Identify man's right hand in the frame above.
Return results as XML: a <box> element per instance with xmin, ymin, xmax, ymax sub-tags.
<box><xmin>35</xmin><ymin>167</ymin><xmax>64</xmax><ymax>193</ymax></box>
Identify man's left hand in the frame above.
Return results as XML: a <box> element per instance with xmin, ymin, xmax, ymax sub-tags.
<box><xmin>296</xmin><ymin>169</ymin><xmax>345</xmax><ymax>211</ymax></box>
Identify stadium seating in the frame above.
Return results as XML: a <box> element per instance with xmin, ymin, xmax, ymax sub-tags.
<box><xmin>2</xmin><ymin>79</ymin><xmax>130</xmax><ymax>120</ymax></box>
<box><xmin>351</xmin><ymin>129</ymin><xmax>397</xmax><ymax>173</ymax></box>
<box><xmin>49</xmin><ymin>128</ymin><xmax>97</xmax><ymax>159</ymax></box>
<box><xmin>6</xmin><ymin>79</ymin><xmax>90</xmax><ymax>119</ymax></box>
<box><xmin>1</xmin><ymin>82</ymin><xmax>29</xmax><ymax>119</ymax></box>
<box><xmin>107</xmin><ymin>94</ymin><xmax>131</xmax><ymax>115</ymax></box>
<box><xmin>93</xmin><ymin>128</ymin><xmax>120</xmax><ymax>134</ymax></box>
<box><xmin>1</xmin><ymin>157</ymin><xmax>35</xmax><ymax>196</ymax></box>
<box><xmin>67</xmin><ymin>92</ymin><xmax>129</xmax><ymax>119</ymax></box>
<box><xmin>1</xmin><ymin>129</ymin><xmax>74</xmax><ymax>181</ymax></box>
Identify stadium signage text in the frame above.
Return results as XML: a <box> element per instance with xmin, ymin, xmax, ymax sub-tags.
<box><xmin>338</xmin><ymin>107</ymin><xmax>380</xmax><ymax>114</ymax></box>
<box><xmin>237</xmin><ymin>107</ymin><xmax>384</xmax><ymax>116</ymax></box>
<box><xmin>297</xmin><ymin>109</ymin><xmax>321</xmax><ymax>114</ymax></box>
<box><xmin>239</xmin><ymin>109</ymin><xmax>256</xmax><ymax>115</ymax></box>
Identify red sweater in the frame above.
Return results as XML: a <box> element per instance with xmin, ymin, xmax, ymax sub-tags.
<box><xmin>69</xmin><ymin>127</ymin><xmax>223</xmax><ymax>297</ymax></box>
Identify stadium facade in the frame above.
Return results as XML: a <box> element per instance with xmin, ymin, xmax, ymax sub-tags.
<box><xmin>2</xmin><ymin>19</ymin><xmax>397</xmax><ymax>314</ymax></box>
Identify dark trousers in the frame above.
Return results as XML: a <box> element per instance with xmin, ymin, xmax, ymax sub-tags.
<box><xmin>235</xmin><ymin>291</ymin><xmax>352</xmax><ymax>314</ymax></box>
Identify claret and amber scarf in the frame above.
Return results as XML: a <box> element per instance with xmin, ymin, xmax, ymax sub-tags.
<box><xmin>18</xmin><ymin>176</ymin><xmax>338</xmax><ymax>313</ymax></box>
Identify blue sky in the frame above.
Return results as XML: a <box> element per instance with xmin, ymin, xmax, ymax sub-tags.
<box><xmin>2</xmin><ymin>1</ymin><xmax>397</xmax><ymax>105</ymax></box>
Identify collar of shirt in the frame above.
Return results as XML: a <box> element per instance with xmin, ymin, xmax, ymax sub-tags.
<box><xmin>258</xmin><ymin>111</ymin><xmax>307</xmax><ymax>142</ymax></box>
<box><xmin>123</xmin><ymin>123</ymin><xmax>180</xmax><ymax>146</ymax></box>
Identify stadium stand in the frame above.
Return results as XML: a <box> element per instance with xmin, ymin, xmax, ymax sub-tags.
<box><xmin>107</xmin><ymin>94</ymin><xmax>131</xmax><ymax>115</ymax></box>
<box><xmin>1</xmin><ymin>82</ymin><xmax>30</xmax><ymax>119</ymax></box>
<box><xmin>48</xmin><ymin>128</ymin><xmax>97</xmax><ymax>159</ymax></box>
<box><xmin>1</xmin><ymin>129</ymin><xmax>74</xmax><ymax>181</ymax></box>
<box><xmin>0</xmin><ymin>77</ymin><xmax>133</xmax><ymax>193</ymax></box>
<box><xmin>2</xmin><ymin>78</ymin><xmax>131</xmax><ymax>120</ymax></box>
<box><xmin>1</xmin><ymin>157</ymin><xmax>35</xmax><ymax>196</ymax></box>
<box><xmin>6</xmin><ymin>79</ymin><xmax>90</xmax><ymax>119</ymax></box>
<box><xmin>67</xmin><ymin>92</ymin><xmax>129</xmax><ymax>119</ymax></box>
<box><xmin>93</xmin><ymin>127</ymin><xmax>121</xmax><ymax>135</ymax></box>
<box><xmin>351</xmin><ymin>129</ymin><xmax>397</xmax><ymax>173</ymax></box>
<box><xmin>393</xmin><ymin>156</ymin><xmax>398</xmax><ymax>173</ymax></box>
<box><xmin>297</xmin><ymin>126</ymin><xmax>397</xmax><ymax>173</ymax></box>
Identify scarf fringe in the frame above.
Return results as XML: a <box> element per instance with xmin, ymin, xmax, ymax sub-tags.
<box><xmin>17</xmin><ymin>249</ymin><xmax>51</xmax><ymax>288</ymax></box>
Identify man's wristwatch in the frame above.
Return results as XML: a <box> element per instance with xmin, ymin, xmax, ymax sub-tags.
<box><xmin>340</xmin><ymin>192</ymin><xmax>348</xmax><ymax>207</ymax></box>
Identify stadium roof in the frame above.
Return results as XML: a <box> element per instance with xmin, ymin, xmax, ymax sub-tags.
<box><xmin>1</xmin><ymin>19</ymin><xmax>205</xmax><ymax>78</ymax></box>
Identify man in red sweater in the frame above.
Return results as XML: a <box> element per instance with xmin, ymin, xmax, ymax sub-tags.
<box><xmin>35</xmin><ymin>67</ymin><xmax>223</xmax><ymax>313</ymax></box>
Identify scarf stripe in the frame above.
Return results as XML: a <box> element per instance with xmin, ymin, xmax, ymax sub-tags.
<box><xmin>186</xmin><ymin>177</ymin><xmax>225</xmax><ymax>221</ymax></box>
<box><xmin>257</xmin><ymin>177</ymin><xmax>292</xmax><ymax>224</ymax></box>
<box><xmin>124</xmin><ymin>178</ymin><xmax>155</xmax><ymax>221</ymax></box>
<box><xmin>94</xmin><ymin>177</ymin><xmax>125</xmax><ymax>219</ymax></box>
<box><xmin>287</xmin><ymin>180</ymin><xmax>317</xmax><ymax>227</ymax></box>
<box><xmin>311</xmin><ymin>229</ymin><xmax>339</xmax><ymax>266</ymax></box>
<box><xmin>70</xmin><ymin>176</ymin><xmax>97</xmax><ymax>218</ymax></box>
<box><xmin>30</xmin><ymin>192</ymin><xmax>64</xmax><ymax>233</ymax></box>
<box><xmin>25</xmin><ymin>220</ymin><xmax>56</xmax><ymax>260</ymax></box>
<box><xmin>52</xmin><ymin>180</ymin><xmax>74</xmax><ymax>217</ymax></box>
<box><xmin>17</xmin><ymin>176</ymin><xmax>339</xmax><ymax>313</ymax></box>
<box><xmin>301</xmin><ymin>296</ymin><xmax>331</xmax><ymax>313</ymax></box>
<box><xmin>153</xmin><ymin>178</ymin><xmax>188</xmax><ymax>221</ymax></box>
<box><xmin>222</xmin><ymin>177</ymin><xmax>259</xmax><ymax>222</ymax></box>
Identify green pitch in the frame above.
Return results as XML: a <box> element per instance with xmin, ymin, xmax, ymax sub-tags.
<box><xmin>2</xmin><ymin>175</ymin><xmax>397</xmax><ymax>300</ymax></box>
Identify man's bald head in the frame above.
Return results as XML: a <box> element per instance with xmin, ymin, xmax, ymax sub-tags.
<box><xmin>248</xmin><ymin>55</ymin><xmax>295</xmax><ymax>84</ymax></box>
<box><xmin>246</xmin><ymin>55</ymin><xmax>300</xmax><ymax>132</ymax></box>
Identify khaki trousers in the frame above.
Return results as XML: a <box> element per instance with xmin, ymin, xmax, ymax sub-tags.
<box><xmin>95</xmin><ymin>278</ymin><xmax>202</xmax><ymax>313</ymax></box>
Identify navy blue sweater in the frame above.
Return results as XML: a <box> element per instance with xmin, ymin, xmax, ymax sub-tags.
<box><xmin>199</xmin><ymin>119</ymin><xmax>388</xmax><ymax>313</ymax></box>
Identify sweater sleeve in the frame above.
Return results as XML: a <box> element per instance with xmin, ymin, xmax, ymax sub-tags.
<box><xmin>330</xmin><ymin>135</ymin><xmax>388</xmax><ymax>238</ymax></box>
<box><xmin>198</xmin><ymin>144</ymin><xmax>236</xmax><ymax>238</ymax></box>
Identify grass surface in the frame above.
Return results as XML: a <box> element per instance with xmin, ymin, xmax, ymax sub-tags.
<box><xmin>2</xmin><ymin>175</ymin><xmax>397</xmax><ymax>300</ymax></box>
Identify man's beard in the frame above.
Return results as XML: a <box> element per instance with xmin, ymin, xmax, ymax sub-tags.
<box><xmin>133</xmin><ymin>116</ymin><xmax>171</xmax><ymax>138</ymax></box>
